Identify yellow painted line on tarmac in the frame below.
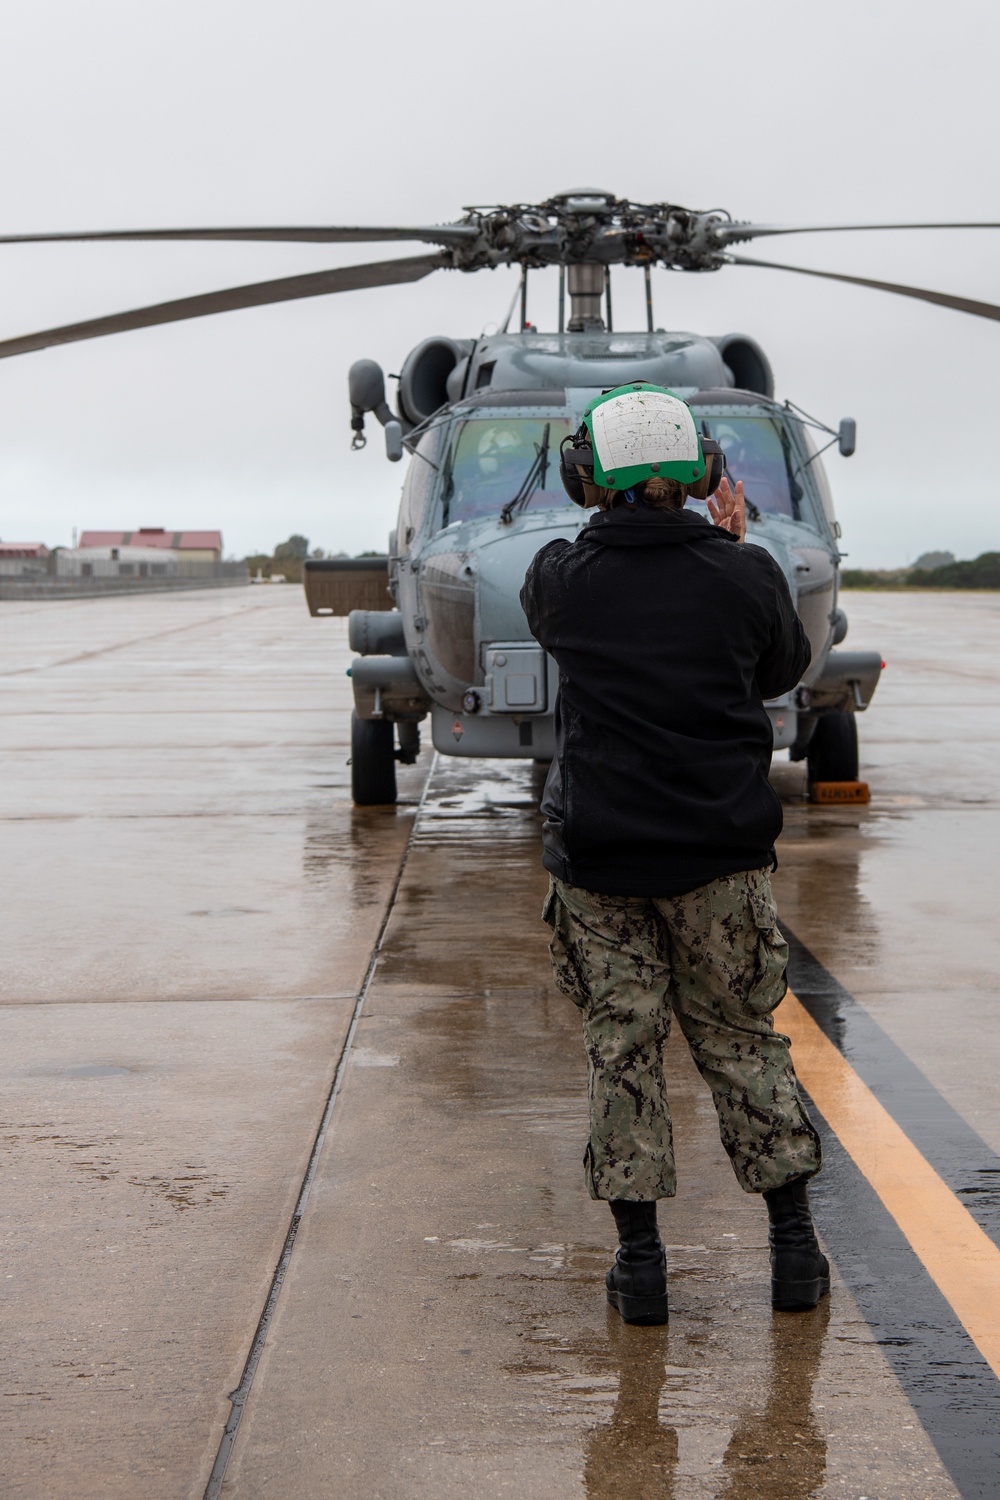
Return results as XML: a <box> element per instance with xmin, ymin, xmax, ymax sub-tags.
<box><xmin>784</xmin><ymin>989</ymin><xmax>1000</xmax><ymax>1381</ymax></box>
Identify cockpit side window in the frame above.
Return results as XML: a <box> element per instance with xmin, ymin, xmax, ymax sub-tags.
<box><xmin>796</xmin><ymin>422</ymin><xmax>838</xmax><ymax>533</ymax></box>
<box><xmin>398</xmin><ymin>425</ymin><xmax>444</xmax><ymax>547</ymax></box>
<box><xmin>441</xmin><ymin>416</ymin><xmax>574</xmax><ymax>524</ymax></box>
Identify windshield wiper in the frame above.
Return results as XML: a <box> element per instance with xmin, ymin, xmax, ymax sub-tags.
<box><xmin>440</xmin><ymin>439</ymin><xmax>457</xmax><ymax>525</ymax></box>
<box><xmin>776</xmin><ymin>420</ymin><xmax>804</xmax><ymax>521</ymax></box>
<box><xmin>500</xmin><ymin>423</ymin><xmax>551</xmax><ymax>525</ymax></box>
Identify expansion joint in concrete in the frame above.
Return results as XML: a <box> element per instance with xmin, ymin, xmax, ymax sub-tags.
<box><xmin>203</xmin><ymin>759</ymin><xmax>437</xmax><ymax>1500</ymax></box>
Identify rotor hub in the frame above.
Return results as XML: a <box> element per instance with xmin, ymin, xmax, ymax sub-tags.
<box><xmin>447</xmin><ymin>193</ymin><xmax>733</xmax><ymax>273</ymax></box>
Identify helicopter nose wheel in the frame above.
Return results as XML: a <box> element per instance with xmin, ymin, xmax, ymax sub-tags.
<box><xmin>350</xmin><ymin>712</ymin><xmax>398</xmax><ymax>805</ymax></box>
<box><xmin>804</xmin><ymin>710</ymin><xmax>859</xmax><ymax>791</ymax></box>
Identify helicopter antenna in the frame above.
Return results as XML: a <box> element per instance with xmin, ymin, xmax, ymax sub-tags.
<box><xmin>558</xmin><ymin>266</ymin><xmax>566</xmax><ymax>333</ymax></box>
<box><xmin>520</xmin><ymin>267</ymin><xmax>529</xmax><ymax>331</ymax></box>
<box><xmin>605</xmin><ymin>268</ymin><xmax>613</xmax><ymax>332</ymax></box>
<box><xmin>499</xmin><ymin>271</ymin><xmax>522</xmax><ymax>334</ymax></box>
<box><xmin>644</xmin><ymin>264</ymin><xmax>654</xmax><ymax>333</ymax></box>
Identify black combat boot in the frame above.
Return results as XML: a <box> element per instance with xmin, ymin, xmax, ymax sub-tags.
<box><xmin>763</xmin><ymin>1177</ymin><xmax>830</xmax><ymax>1311</ymax></box>
<box><xmin>606</xmin><ymin>1200</ymin><xmax>669</xmax><ymax>1325</ymax></box>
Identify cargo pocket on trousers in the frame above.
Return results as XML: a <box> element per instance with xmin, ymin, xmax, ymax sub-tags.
<box><xmin>542</xmin><ymin>880</ymin><xmax>591</xmax><ymax>1006</ymax></box>
<box><xmin>744</xmin><ymin>885</ymin><xmax>789</xmax><ymax>1017</ymax></box>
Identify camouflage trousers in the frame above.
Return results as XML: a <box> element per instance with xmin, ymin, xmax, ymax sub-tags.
<box><xmin>542</xmin><ymin>870</ymin><xmax>821</xmax><ymax>1200</ymax></box>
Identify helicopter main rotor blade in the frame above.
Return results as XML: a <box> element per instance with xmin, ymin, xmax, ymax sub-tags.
<box><xmin>0</xmin><ymin>252</ymin><xmax>448</xmax><ymax>360</ymax></box>
<box><xmin>729</xmin><ymin>254</ymin><xmax>1000</xmax><ymax>323</ymax></box>
<box><xmin>0</xmin><ymin>225</ymin><xmax>478</xmax><ymax>248</ymax></box>
<box><xmin>720</xmin><ymin>220</ymin><xmax>1000</xmax><ymax>245</ymax></box>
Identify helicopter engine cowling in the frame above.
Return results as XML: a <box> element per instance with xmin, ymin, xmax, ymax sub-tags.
<box><xmin>398</xmin><ymin>337</ymin><xmax>475</xmax><ymax>425</ymax></box>
<box><xmin>709</xmin><ymin>335</ymin><xmax>774</xmax><ymax>398</ymax></box>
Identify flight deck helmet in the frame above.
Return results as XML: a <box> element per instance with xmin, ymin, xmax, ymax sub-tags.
<box><xmin>560</xmin><ymin>382</ymin><xmax>724</xmax><ymax>505</ymax></box>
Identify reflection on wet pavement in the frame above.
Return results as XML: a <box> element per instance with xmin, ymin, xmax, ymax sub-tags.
<box><xmin>584</xmin><ymin>1322</ymin><xmax>679</xmax><ymax>1496</ymax></box>
<box><xmin>715</xmin><ymin>1304</ymin><xmax>828</xmax><ymax>1500</ymax></box>
<box><xmin>579</xmin><ymin>1300</ymin><xmax>828</xmax><ymax>1499</ymax></box>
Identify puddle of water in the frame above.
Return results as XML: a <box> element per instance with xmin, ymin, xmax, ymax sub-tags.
<box><xmin>57</xmin><ymin>1064</ymin><xmax>132</xmax><ymax>1079</ymax></box>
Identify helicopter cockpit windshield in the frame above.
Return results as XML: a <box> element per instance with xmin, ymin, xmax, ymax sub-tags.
<box><xmin>690</xmin><ymin>412</ymin><xmax>805</xmax><ymax>522</ymax></box>
<box><xmin>442</xmin><ymin>416</ymin><xmax>574</xmax><ymax>524</ymax></box>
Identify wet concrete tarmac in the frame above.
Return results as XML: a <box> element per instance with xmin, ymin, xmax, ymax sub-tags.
<box><xmin>1</xmin><ymin>590</ymin><xmax>425</xmax><ymax>1497</ymax></box>
<box><xmin>3</xmin><ymin>587</ymin><xmax>999</xmax><ymax>1497</ymax></box>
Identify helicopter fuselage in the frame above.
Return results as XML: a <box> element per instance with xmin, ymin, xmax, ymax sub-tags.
<box><xmin>321</xmin><ymin>329</ymin><xmax>881</xmax><ymax>793</ymax></box>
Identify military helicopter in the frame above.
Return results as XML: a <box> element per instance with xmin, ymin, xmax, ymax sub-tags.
<box><xmin>3</xmin><ymin>190</ymin><xmax>1000</xmax><ymax>804</ymax></box>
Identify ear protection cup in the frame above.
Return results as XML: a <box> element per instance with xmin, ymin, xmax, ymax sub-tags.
<box><xmin>560</xmin><ymin>465</ymin><xmax>586</xmax><ymax>505</ymax></box>
<box><xmin>688</xmin><ymin>438</ymin><xmax>724</xmax><ymax>500</ymax></box>
<box><xmin>560</xmin><ymin>431</ymin><xmax>595</xmax><ymax>507</ymax></box>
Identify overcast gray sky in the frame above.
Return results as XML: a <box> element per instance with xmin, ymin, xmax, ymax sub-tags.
<box><xmin>0</xmin><ymin>0</ymin><xmax>997</xmax><ymax>566</ymax></box>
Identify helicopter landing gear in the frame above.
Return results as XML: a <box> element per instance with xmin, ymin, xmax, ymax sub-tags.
<box><xmin>804</xmin><ymin>710</ymin><xmax>859</xmax><ymax>789</ymax></box>
<box><xmin>395</xmin><ymin>721</ymin><xmax>421</xmax><ymax>765</ymax></box>
<box><xmin>350</xmin><ymin>716</ymin><xmax>423</xmax><ymax>804</ymax></box>
<box><xmin>351</xmin><ymin>712</ymin><xmax>396</xmax><ymax>805</ymax></box>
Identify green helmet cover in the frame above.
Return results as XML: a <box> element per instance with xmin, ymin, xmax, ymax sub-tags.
<box><xmin>582</xmin><ymin>382</ymin><xmax>706</xmax><ymax>491</ymax></box>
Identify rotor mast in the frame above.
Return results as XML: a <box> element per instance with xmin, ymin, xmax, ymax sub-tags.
<box><xmin>566</xmin><ymin>264</ymin><xmax>607</xmax><ymax>331</ymax></box>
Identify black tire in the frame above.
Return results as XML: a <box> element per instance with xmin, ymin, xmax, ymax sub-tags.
<box><xmin>806</xmin><ymin>711</ymin><xmax>859</xmax><ymax>786</ymax></box>
<box><xmin>351</xmin><ymin>712</ymin><xmax>397</xmax><ymax>805</ymax></box>
<box><xmin>788</xmin><ymin>713</ymin><xmax>818</xmax><ymax>763</ymax></box>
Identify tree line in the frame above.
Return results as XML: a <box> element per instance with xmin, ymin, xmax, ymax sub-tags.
<box><xmin>841</xmin><ymin>552</ymin><xmax>1000</xmax><ymax>590</ymax></box>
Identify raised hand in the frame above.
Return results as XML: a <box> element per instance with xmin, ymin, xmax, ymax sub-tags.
<box><xmin>707</xmin><ymin>477</ymin><xmax>747</xmax><ymax>543</ymax></box>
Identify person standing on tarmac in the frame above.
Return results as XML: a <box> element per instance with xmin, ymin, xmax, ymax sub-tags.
<box><xmin>520</xmin><ymin>383</ymin><xmax>829</xmax><ymax>1327</ymax></box>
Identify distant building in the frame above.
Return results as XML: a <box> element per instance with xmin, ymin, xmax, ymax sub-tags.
<box><xmin>57</xmin><ymin>545</ymin><xmax>180</xmax><ymax>579</ymax></box>
<box><xmin>0</xmin><ymin>542</ymin><xmax>49</xmax><ymax>577</ymax></box>
<box><xmin>79</xmin><ymin>527</ymin><xmax>223</xmax><ymax>562</ymax></box>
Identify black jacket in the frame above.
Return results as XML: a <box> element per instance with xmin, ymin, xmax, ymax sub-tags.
<box><xmin>520</xmin><ymin>506</ymin><xmax>811</xmax><ymax>896</ymax></box>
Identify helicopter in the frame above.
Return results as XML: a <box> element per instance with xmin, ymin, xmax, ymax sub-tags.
<box><xmin>2</xmin><ymin>189</ymin><xmax>1000</xmax><ymax>805</ymax></box>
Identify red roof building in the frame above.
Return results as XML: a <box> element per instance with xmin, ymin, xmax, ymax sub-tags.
<box><xmin>79</xmin><ymin>527</ymin><xmax>222</xmax><ymax>560</ymax></box>
<box><xmin>0</xmin><ymin>542</ymin><xmax>49</xmax><ymax>576</ymax></box>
